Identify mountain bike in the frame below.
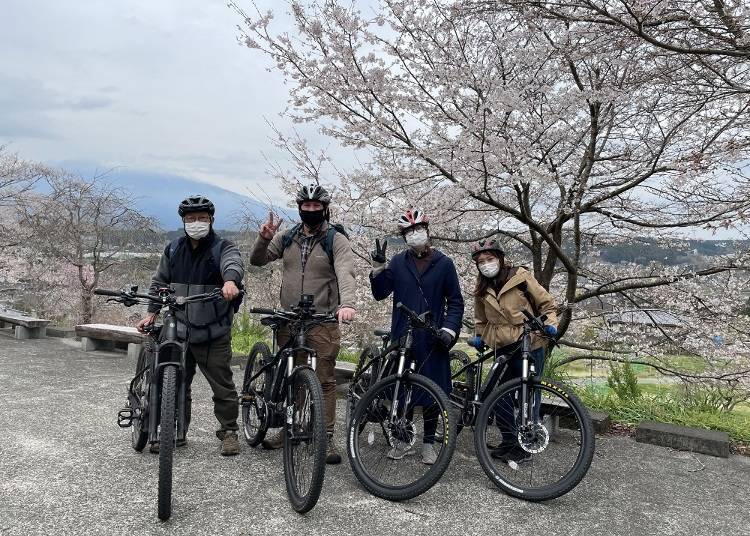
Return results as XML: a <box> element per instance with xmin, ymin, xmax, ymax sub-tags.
<box><xmin>96</xmin><ymin>285</ymin><xmax>227</xmax><ymax>521</ymax></box>
<box><xmin>240</xmin><ymin>294</ymin><xmax>331</xmax><ymax>513</ymax></box>
<box><xmin>346</xmin><ymin>302</ymin><xmax>457</xmax><ymax>501</ymax></box>
<box><xmin>450</xmin><ymin>310</ymin><xmax>595</xmax><ymax>501</ymax></box>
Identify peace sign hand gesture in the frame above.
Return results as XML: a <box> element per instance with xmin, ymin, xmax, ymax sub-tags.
<box><xmin>371</xmin><ymin>238</ymin><xmax>388</xmax><ymax>265</ymax></box>
<box><xmin>259</xmin><ymin>211</ymin><xmax>283</xmax><ymax>240</ymax></box>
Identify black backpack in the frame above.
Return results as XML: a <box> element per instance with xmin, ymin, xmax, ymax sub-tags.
<box><xmin>280</xmin><ymin>223</ymin><xmax>349</xmax><ymax>265</ymax></box>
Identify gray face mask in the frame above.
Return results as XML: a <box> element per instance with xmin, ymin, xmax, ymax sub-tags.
<box><xmin>405</xmin><ymin>228</ymin><xmax>429</xmax><ymax>248</ymax></box>
<box><xmin>184</xmin><ymin>221</ymin><xmax>210</xmax><ymax>239</ymax></box>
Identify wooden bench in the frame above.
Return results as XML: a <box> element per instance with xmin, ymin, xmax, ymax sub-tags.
<box><xmin>75</xmin><ymin>323</ymin><xmax>146</xmax><ymax>359</ymax></box>
<box><xmin>0</xmin><ymin>310</ymin><xmax>51</xmax><ymax>339</ymax></box>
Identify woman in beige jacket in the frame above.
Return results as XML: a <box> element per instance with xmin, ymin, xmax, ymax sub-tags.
<box><xmin>468</xmin><ymin>238</ymin><xmax>559</xmax><ymax>462</ymax></box>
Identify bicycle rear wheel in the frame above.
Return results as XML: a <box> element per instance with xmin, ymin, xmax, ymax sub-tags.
<box><xmin>241</xmin><ymin>342</ymin><xmax>271</xmax><ymax>447</ymax></box>
<box><xmin>346</xmin><ymin>345</ymin><xmax>382</xmax><ymax>429</ymax></box>
<box><xmin>347</xmin><ymin>374</ymin><xmax>457</xmax><ymax>501</ymax></box>
<box><xmin>158</xmin><ymin>365</ymin><xmax>178</xmax><ymax>521</ymax></box>
<box><xmin>283</xmin><ymin>368</ymin><xmax>326</xmax><ymax>513</ymax></box>
<box><xmin>131</xmin><ymin>346</ymin><xmax>151</xmax><ymax>451</ymax></box>
<box><xmin>474</xmin><ymin>377</ymin><xmax>594</xmax><ymax>501</ymax></box>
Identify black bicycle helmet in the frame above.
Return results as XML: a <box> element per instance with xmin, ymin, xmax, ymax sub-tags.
<box><xmin>295</xmin><ymin>184</ymin><xmax>331</xmax><ymax>205</ymax></box>
<box><xmin>178</xmin><ymin>195</ymin><xmax>215</xmax><ymax>217</ymax></box>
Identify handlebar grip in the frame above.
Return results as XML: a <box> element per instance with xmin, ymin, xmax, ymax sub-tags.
<box><xmin>94</xmin><ymin>289</ymin><xmax>122</xmax><ymax>297</ymax></box>
<box><xmin>250</xmin><ymin>307</ymin><xmax>276</xmax><ymax>315</ymax></box>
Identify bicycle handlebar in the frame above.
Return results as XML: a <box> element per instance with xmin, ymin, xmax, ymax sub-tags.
<box><xmin>93</xmin><ymin>289</ymin><xmax>122</xmax><ymax>297</ymax></box>
<box><xmin>395</xmin><ymin>302</ymin><xmax>440</xmax><ymax>335</ymax></box>
<box><xmin>94</xmin><ymin>287</ymin><xmax>229</xmax><ymax>307</ymax></box>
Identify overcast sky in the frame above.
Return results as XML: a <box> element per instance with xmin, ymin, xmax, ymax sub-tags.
<box><xmin>0</xmin><ymin>0</ymin><xmax>322</xmax><ymax>204</ymax></box>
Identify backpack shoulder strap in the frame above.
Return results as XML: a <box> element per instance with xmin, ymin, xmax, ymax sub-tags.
<box><xmin>323</xmin><ymin>223</ymin><xmax>348</xmax><ymax>265</ymax></box>
<box><xmin>210</xmin><ymin>237</ymin><xmax>225</xmax><ymax>274</ymax></box>
<box><xmin>168</xmin><ymin>237</ymin><xmax>183</xmax><ymax>259</ymax></box>
<box><xmin>281</xmin><ymin>223</ymin><xmax>303</xmax><ymax>252</ymax></box>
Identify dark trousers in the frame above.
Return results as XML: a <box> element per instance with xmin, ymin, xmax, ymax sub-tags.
<box><xmin>184</xmin><ymin>333</ymin><xmax>239</xmax><ymax>433</ymax></box>
<box><xmin>494</xmin><ymin>347</ymin><xmax>545</xmax><ymax>442</ymax></box>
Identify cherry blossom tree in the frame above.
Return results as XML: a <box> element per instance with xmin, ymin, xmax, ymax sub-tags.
<box><xmin>17</xmin><ymin>171</ymin><xmax>157</xmax><ymax>323</ymax></box>
<box><xmin>233</xmin><ymin>0</ymin><xmax>750</xmax><ymax>389</ymax></box>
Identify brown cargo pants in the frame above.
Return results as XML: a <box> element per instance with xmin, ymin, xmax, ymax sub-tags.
<box><xmin>277</xmin><ymin>322</ymin><xmax>340</xmax><ymax>434</ymax></box>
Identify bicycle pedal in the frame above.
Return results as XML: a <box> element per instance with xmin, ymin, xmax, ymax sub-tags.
<box><xmin>117</xmin><ymin>408</ymin><xmax>134</xmax><ymax>428</ymax></box>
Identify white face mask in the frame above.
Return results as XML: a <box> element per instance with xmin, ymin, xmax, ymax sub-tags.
<box><xmin>405</xmin><ymin>228</ymin><xmax>429</xmax><ymax>248</ymax></box>
<box><xmin>184</xmin><ymin>221</ymin><xmax>210</xmax><ymax>240</ymax></box>
<box><xmin>478</xmin><ymin>260</ymin><xmax>500</xmax><ymax>278</ymax></box>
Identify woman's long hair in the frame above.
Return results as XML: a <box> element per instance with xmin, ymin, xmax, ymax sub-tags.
<box><xmin>473</xmin><ymin>252</ymin><xmax>510</xmax><ymax>297</ymax></box>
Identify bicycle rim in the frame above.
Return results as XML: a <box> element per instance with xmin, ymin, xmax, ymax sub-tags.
<box><xmin>347</xmin><ymin>374</ymin><xmax>457</xmax><ymax>501</ymax></box>
<box><xmin>474</xmin><ymin>378</ymin><xmax>595</xmax><ymax>501</ymax></box>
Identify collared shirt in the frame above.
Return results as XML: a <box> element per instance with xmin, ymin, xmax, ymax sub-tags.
<box><xmin>299</xmin><ymin>226</ymin><xmax>320</xmax><ymax>270</ymax></box>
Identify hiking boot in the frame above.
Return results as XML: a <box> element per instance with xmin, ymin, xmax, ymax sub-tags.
<box><xmin>176</xmin><ymin>437</ymin><xmax>187</xmax><ymax>448</ymax></box>
<box><xmin>149</xmin><ymin>441</ymin><xmax>159</xmax><ymax>454</ymax></box>
<box><xmin>421</xmin><ymin>443</ymin><xmax>437</xmax><ymax>465</ymax></box>
<box><xmin>221</xmin><ymin>430</ymin><xmax>240</xmax><ymax>456</ymax></box>
<box><xmin>387</xmin><ymin>440</ymin><xmax>416</xmax><ymax>460</ymax></box>
<box><xmin>261</xmin><ymin>430</ymin><xmax>284</xmax><ymax>450</ymax></box>
<box><xmin>325</xmin><ymin>434</ymin><xmax>342</xmax><ymax>465</ymax></box>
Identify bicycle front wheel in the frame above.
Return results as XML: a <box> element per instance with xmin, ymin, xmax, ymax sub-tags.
<box><xmin>474</xmin><ymin>377</ymin><xmax>594</xmax><ymax>501</ymax></box>
<box><xmin>283</xmin><ymin>367</ymin><xmax>327</xmax><ymax>513</ymax></box>
<box><xmin>158</xmin><ymin>365</ymin><xmax>178</xmax><ymax>521</ymax></box>
<box><xmin>241</xmin><ymin>342</ymin><xmax>271</xmax><ymax>447</ymax></box>
<box><xmin>347</xmin><ymin>374</ymin><xmax>457</xmax><ymax>501</ymax></box>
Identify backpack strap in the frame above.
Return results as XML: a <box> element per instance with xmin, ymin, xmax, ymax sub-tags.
<box><xmin>168</xmin><ymin>236</ymin><xmax>183</xmax><ymax>260</ymax></box>
<box><xmin>282</xmin><ymin>223</ymin><xmax>349</xmax><ymax>266</ymax></box>
<box><xmin>322</xmin><ymin>223</ymin><xmax>349</xmax><ymax>266</ymax></box>
<box><xmin>281</xmin><ymin>223</ymin><xmax>303</xmax><ymax>252</ymax></box>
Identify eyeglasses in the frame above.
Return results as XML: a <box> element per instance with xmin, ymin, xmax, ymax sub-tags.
<box><xmin>183</xmin><ymin>215</ymin><xmax>211</xmax><ymax>223</ymax></box>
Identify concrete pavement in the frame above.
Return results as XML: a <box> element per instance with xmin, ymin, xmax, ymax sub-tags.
<box><xmin>0</xmin><ymin>331</ymin><xmax>748</xmax><ymax>536</ymax></box>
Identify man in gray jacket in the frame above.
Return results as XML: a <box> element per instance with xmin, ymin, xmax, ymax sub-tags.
<box><xmin>136</xmin><ymin>195</ymin><xmax>244</xmax><ymax>456</ymax></box>
<box><xmin>249</xmin><ymin>184</ymin><xmax>356</xmax><ymax>464</ymax></box>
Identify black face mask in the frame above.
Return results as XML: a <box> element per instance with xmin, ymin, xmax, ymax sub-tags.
<box><xmin>299</xmin><ymin>208</ymin><xmax>326</xmax><ymax>227</ymax></box>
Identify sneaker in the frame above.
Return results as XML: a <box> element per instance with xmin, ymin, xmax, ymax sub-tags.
<box><xmin>491</xmin><ymin>443</ymin><xmax>531</xmax><ymax>464</ymax></box>
<box><xmin>326</xmin><ymin>434</ymin><xmax>342</xmax><ymax>465</ymax></box>
<box><xmin>261</xmin><ymin>430</ymin><xmax>284</xmax><ymax>450</ymax></box>
<box><xmin>221</xmin><ymin>430</ymin><xmax>240</xmax><ymax>456</ymax></box>
<box><xmin>387</xmin><ymin>440</ymin><xmax>416</xmax><ymax>460</ymax></box>
<box><xmin>421</xmin><ymin>443</ymin><xmax>437</xmax><ymax>465</ymax></box>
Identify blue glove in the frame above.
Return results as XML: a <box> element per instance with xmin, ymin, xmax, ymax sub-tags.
<box><xmin>544</xmin><ymin>325</ymin><xmax>558</xmax><ymax>337</ymax></box>
<box><xmin>468</xmin><ymin>335</ymin><xmax>484</xmax><ymax>348</ymax></box>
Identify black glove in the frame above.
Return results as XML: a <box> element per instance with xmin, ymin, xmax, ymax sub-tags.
<box><xmin>437</xmin><ymin>329</ymin><xmax>454</xmax><ymax>348</ymax></box>
<box><xmin>371</xmin><ymin>238</ymin><xmax>388</xmax><ymax>264</ymax></box>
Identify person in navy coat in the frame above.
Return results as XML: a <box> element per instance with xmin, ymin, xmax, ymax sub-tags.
<box><xmin>369</xmin><ymin>208</ymin><xmax>464</xmax><ymax>464</ymax></box>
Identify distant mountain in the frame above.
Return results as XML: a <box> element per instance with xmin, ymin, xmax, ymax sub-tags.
<box><xmin>107</xmin><ymin>169</ymin><xmax>271</xmax><ymax>230</ymax></box>
<box><xmin>39</xmin><ymin>166</ymin><xmax>286</xmax><ymax>230</ymax></box>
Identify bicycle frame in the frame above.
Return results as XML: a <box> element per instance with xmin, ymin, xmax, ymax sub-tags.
<box><xmin>244</xmin><ymin>312</ymin><xmax>331</xmax><ymax>429</ymax></box>
<box><xmin>452</xmin><ymin>320</ymin><xmax>543</xmax><ymax>430</ymax></box>
<box><xmin>146</xmin><ymin>307</ymin><xmax>188</xmax><ymax>445</ymax></box>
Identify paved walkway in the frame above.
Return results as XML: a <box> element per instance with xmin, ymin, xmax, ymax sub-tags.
<box><xmin>0</xmin><ymin>331</ymin><xmax>748</xmax><ymax>535</ymax></box>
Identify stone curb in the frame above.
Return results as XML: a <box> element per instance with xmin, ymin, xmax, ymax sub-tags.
<box><xmin>635</xmin><ymin>420</ymin><xmax>730</xmax><ymax>458</ymax></box>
